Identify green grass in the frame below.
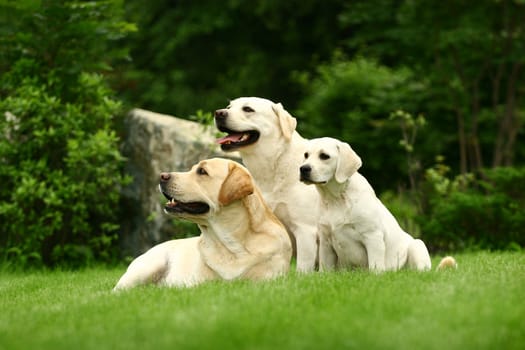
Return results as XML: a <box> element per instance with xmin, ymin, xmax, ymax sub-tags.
<box><xmin>1</xmin><ymin>251</ymin><xmax>524</xmax><ymax>350</ymax></box>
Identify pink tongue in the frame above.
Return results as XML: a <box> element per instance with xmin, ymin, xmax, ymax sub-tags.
<box><xmin>216</xmin><ymin>133</ymin><xmax>244</xmax><ymax>144</ymax></box>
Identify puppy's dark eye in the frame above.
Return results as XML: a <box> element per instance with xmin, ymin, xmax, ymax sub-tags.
<box><xmin>304</xmin><ymin>152</ymin><xmax>309</xmax><ymax>159</ymax></box>
<box><xmin>320</xmin><ymin>153</ymin><xmax>330</xmax><ymax>160</ymax></box>
<box><xmin>196</xmin><ymin>167</ymin><xmax>208</xmax><ymax>176</ymax></box>
<box><xmin>242</xmin><ymin>106</ymin><xmax>255</xmax><ymax>113</ymax></box>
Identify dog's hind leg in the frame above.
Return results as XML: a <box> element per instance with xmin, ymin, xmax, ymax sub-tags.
<box><xmin>113</xmin><ymin>250</ymin><xmax>168</xmax><ymax>291</ymax></box>
<box><xmin>364</xmin><ymin>233</ymin><xmax>387</xmax><ymax>272</ymax></box>
<box><xmin>318</xmin><ymin>229</ymin><xmax>337</xmax><ymax>271</ymax></box>
<box><xmin>406</xmin><ymin>239</ymin><xmax>431</xmax><ymax>271</ymax></box>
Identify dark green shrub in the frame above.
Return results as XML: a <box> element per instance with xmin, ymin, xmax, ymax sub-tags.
<box><xmin>296</xmin><ymin>56</ymin><xmax>431</xmax><ymax>192</ymax></box>
<box><xmin>0</xmin><ymin>1</ymin><xmax>134</xmax><ymax>268</ymax></box>
<box><xmin>0</xmin><ymin>73</ymin><xmax>129</xmax><ymax>267</ymax></box>
<box><xmin>419</xmin><ymin>166</ymin><xmax>525</xmax><ymax>251</ymax></box>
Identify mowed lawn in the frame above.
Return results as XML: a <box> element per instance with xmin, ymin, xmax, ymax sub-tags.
<box><xmin>1</xmin><ymin>251</ymin><xmax>524</xmax><ymax>350</ymax></box>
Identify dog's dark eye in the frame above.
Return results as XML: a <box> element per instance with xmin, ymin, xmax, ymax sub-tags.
<box><xmin>320</xmin><ymin>153</ymin><xmax>330</xmax><ymax>160</ymax></box>
<box><xmin>196</xmin><ymin>167</ymin><xmax>208</xmax><ymax>176</ymax></box>
<box><xmin>242</xmin><ymin>106</ymin><xmax>255</xmax><ymax>113</ymax></box>
<box><xmin>304</xmin><ymin>152</ymin><xmax>309</xmax><ymax>159</ymax></box>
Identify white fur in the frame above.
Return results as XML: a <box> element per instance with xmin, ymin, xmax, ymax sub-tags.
<box><xmin>215</xmin><ymin>97</ymin><xmax>320</xmax><ymax>272</ymax></box>
<box><xmin>300</xmin><ymin>137</ymin><xmax>432</xmax><ymax>271</ymax></box>
<box><xmin>113</xmin><ymin>158</ymin><xmax>291</xmax><ymax>290</ymax></box>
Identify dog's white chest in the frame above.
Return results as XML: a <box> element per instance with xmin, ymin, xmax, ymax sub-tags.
<box><xmin>318</xmin><ymin>198</ymin><xmax>369</xmax><ymax>267</ymax></box>
<box><xmin>319</xmin><ymin>198</ymin><xmax>358</xmax><ymax>238</ymax></box>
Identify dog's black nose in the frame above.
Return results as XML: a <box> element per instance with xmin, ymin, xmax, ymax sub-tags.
<box><xmin>214</xmin><ymin>109</ymin><xmax>228</xmax><ymax>119</ymax></box>
<box><xmin>160</xmin><ymin>172</ymin><xmax>171</xmax><ymax>182</ymax></box>
<box><xmin>300</xmin><ymin>165</ymin><xmax>311</xmax><ymax>176</ymax></box>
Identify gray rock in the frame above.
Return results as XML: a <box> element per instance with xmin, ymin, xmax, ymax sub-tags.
<box><xmin>119</xmin><ymin>108</ymin><xmax>238</xmax><ymax>258</ymax></box>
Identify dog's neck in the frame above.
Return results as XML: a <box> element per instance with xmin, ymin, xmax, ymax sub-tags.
<box><xmin>197</xmin><ymin>193</ymin><xmax>287</xmax><ymax>280</ymax></box>
<box><xmin>317</xmin><ymin>172</ymin><xmax>374</xmax><ymax>205</ymax></box>
<box><xmin>316</xmin><ymin>179</ymin><xmax>349</xmax><ymax>202</ymax></box>
<box><xmin>199</xmin><ymin>201</ymin><xmax>251</xmax><ymax>254</ymax></box>
<box><xmin>239</xmin><ymin>131</ymin><xmax>306</xmax><ymax>192</ymax></box>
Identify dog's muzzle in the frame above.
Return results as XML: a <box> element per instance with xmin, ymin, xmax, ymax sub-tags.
<box><xmin>299</xmin><ymin>165</ymin><xmax>312</xmax><ymax>182</ymax></box>
<box><xmin>159</xmin><ymin>172</ymin><xmax>210</xmax><ymax>215</ymax></box>
<box><xmin>214</xmin><ymin>109</ymin><xmax>228</xmax><ymax>129</ymax></box>
<box><xmin>214</xmin><ymin>109</ymin><xmax>260</xmax><ymax>151</ymax></box>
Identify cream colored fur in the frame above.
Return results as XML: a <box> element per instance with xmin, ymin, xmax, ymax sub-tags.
<box><xmin>113</xmin><ymin>158</ymin><xmax>292</xmax><ymax>290</ymax></box>
<box><xmin>300</xmin><ymin>137</ymin><xmax>455</xmax><ymax>271</ymax></box>
<box><xmin>214</xmin><ymin>97</ymin><xmax>320</xmax><ymax>272</ymax></box>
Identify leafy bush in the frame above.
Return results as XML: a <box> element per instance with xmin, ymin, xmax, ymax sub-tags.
<box><xmin>296</xmin><ymin>56</ymin><xmax>431</xmax><ymax>192</ymax></box>
<box><xmin>419</xmin><ymin>165</ymin><xmax>525</xmax><ymax>251</ymax></box>
<box><xmin>0</xmin><ymin>73</ymin><xmax>129</xmax><ymax>267</ymax></box>
<box><xmin>0</xmin><ymin>1</ymin><xmax>134</xmax><ymax>268</ymax></box>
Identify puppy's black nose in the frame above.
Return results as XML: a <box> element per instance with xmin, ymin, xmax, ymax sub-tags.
<box><xmin>214</xmin><ymin>109</ymin><xmax>228</xmax><ymax>119</ymax></box>
<box><xmin>160</xmin><ymin>172</ymin><xmax>171</xmax><ymax>182</ymax></box>
<box><xmin>300</xmin><ymin>165</ymin><xmax>311</xmax><ymax>177</ymax></box>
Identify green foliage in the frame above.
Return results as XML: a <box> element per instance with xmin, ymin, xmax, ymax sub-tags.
<box><xmin>188</xmin><ymin>110</ymin><xmax>214</xmax><ymax>126</ymax></box>
<box><xmin>389</xmin><ymin>110</ymin><xmax>426</xmax><ymax>155</ymax></box>
<box><xmin>340</xmin><ymin>0</ymin><xmax>525</xmax><ymax>171</ymax></box>
<box><xmin>119</xmin><ymin>0</ymin><xmax>524</xmax><ymax>188</ymax></box>
<box><xmin>120</xmin><ymin>0</ymin><xmax>346</xmax><ymax>116</ymax></box>
<box><xmin>297</xmin><ymin>56</ymin><xmax>429</xmax><ymax>191</ymax></box>
<box><xmin>294</xmin><ymin>0</ymin><xmax>525</xmax><ymax>249</ymax></box>
<box><xmin>1</xmin><ymin>0</ymin><xmax>522</xmax><ymax>260</ymax></box>
<box><xmin>0</xmin><ymin>74</ymin><xmax>129</xmax><ymax>267</ymax></box>
<box><xmin>389</xmin><ymin>110</ymin><xmax>426</xmax><ymax>197</ymax></box>
<box><xmin>420</xmin><ymin>166</ymin><xmax>525</xmax><ymax>251</ymax></box>
<box><xmin>0</xmin><ymin>1</ymin><xmax>134</xmax><ymax>268</ymax></box>
<box><xmin>0</xmin><ymin>0</ymin><xmax>136</xmax><ymax>101</ymax></box>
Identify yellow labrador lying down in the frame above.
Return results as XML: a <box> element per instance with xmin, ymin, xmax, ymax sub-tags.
<box><xmin>299</xmin><ymin>137</ymin><xmax>455</xmax><ymax>272</ymax></box>
<box><xmin>113</xmin><ymin>158</ymin><xmax>292</xmax><ymax>290</ymax></box>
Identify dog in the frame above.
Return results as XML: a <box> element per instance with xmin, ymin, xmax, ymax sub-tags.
<box><xmin>113</xmin><ymin>158</ymin><xmax>292</xmax><ymax>290</ymax></box>
<box><xmin>214</xmin><ymin>97</ymin><xmax>320</xmax><ymax>272</ymax></box>
<box><xmin>299</xmin><ymin>137</ymin><xmax>455</xmax><ymax>271</ymax></box>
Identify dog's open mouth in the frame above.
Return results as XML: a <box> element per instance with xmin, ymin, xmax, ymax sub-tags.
<box><xmin>162</xmin><ymin>192</ymin><xmax>210</xmax><ymax>215</ymax></box>
<box><xmin>215</xmin><ymin>127</ymin><xmax>260</xmax><ymax>151</ymax></box>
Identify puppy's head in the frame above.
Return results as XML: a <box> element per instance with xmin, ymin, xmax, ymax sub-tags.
<box><xmin>159</xmin><ymin>158</ymin><xmax>254</xmax><ymax>221</ymax></box>
<box><xmin>299</xmin><ymin>137</ymin><xmax>362</xmax><ymax>185</ymax></box>
<box><xmin>214</xmin><ymin>97</ymin><xmax>297</xmax><ymax>152</ymax></box>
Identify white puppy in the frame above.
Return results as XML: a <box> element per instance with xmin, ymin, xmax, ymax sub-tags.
<box><xmin>214</xmin><ymin>97</ymin><xmax>320</xmax><ymax>272</ymax></box>
<box><xmin>113</xmin><ymin>158</ymin><xmax>292</xmax><ymax>290</ymax></box>
<box><xmin>299</xmin><ymin>137</ymin><xmax>433</xmax><ymax>271</ymax></box>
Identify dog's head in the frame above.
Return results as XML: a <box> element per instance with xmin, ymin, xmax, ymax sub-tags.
<box><xmin>159</xmin><ymin>158</ymin><xmax>254</xmax><ymax>221</ymax></box>
<box><xmin>214</xmin><ymin>97</ymin><xmax>297</xmax><ymax>152</ymax></box>
<box><xmin>299</xmin><ymin>137</ymin><xmax>362</xmax><ymax>185</ymax></box>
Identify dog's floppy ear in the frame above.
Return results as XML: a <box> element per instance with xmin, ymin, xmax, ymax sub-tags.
<box><xmin>271</xmin><ymin>102</ymin><xmax>297</xmax><ymax>141</ymax></box>
<box><xmin>335</xmin><ymin>142</ymin><xmax>362</xmax><ymax>183</ymax></box>
<box><xmin>219</xmin><ymin>162</ymin><xmax>255</xmax><ymax>206</ymax></box>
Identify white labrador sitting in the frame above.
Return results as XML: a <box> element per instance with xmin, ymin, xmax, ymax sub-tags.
<box><xmin>113</xmin><ymin>158</ymin><xmax>292</xmax><ymax>290</ymax></box>
<box><xmin>214</xmin><ymin>97</ymin><xmax>320</xmax><ymax>272</ymax></box>
<box><xmin>299</xmin><ymin>137</ymin><xmax>434</xmax><ymax>271</ymax></box>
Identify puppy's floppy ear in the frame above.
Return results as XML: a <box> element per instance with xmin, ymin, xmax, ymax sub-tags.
<box><xmin>335</xmin><ymin>142</ymin><xmax>362</xmax><ymax>183</ymax></box>
<box><xmin>219</xmin><ymin>162</ymin><xmax>255</xmax><ymax>206</ymax></box>
<box><xmin>271</xmin><ymin>102</ymin><xmax>297</xmax><ymax>141</ymax></box>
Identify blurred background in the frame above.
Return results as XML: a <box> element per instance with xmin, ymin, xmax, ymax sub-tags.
<box><xmin>1</xmin><ymin>0</ymin><xmax>524</xmax><ymax>268</ymax></box>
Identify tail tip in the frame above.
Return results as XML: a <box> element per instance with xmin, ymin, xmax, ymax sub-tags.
<box><xmin>436</xmin><ymin>256</ymin><xmax>457</xmax><ymax>270</ymax></box>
